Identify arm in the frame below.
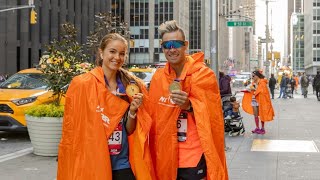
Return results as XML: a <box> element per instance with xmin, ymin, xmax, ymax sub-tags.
<box><xmin>126</xmin><ymin>93</ymin><xmax>143</xmax><ymax>135</ymax></box>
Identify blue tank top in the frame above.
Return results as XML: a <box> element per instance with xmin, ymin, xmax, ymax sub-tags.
<box><xmin>105</xmin><ymin>75</ymin><xmax>131</xmax><ymax>170</ymax></box>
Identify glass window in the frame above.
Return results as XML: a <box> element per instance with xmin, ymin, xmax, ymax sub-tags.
<box><xmin>0</xmin><ymin>73</ymin><xmax>48</xmax><ymax>89</ymax></box>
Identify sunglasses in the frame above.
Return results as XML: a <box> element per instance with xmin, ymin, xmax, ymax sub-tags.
<box><xmin>161</xmin><ymin>40</ymin><xmax>185</xmax><ymax>49</ymax></box>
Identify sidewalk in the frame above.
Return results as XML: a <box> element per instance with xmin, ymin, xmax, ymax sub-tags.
<box><xmin>226</xmin><ymin>87</ymin><xmax>320</xmax><ymax>180</ymax></box>
<box><xmin>0</xmin><ymin>88</ymin><xmax>319</xmax><ymax>180</ymax></box>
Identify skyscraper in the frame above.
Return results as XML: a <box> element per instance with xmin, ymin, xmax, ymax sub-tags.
<box><xmin>304</xmin><ymin>0</ymin><xmax>320</xmax><ymax>74</ymax></box>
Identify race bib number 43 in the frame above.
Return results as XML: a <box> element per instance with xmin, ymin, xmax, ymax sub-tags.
<box><xmin>177</xmin><ymin>112</ymin><xmax>188</xmax><ymax>142</ymax></box>
<box><xmin>108</xmin><ymin>122</ymin><xmax>123</xmax><ymax>155</ymax></box>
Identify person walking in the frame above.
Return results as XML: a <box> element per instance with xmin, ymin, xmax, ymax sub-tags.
<box><xmin>313</xmin><ymin>71</ymin><xmax>320</xmax><ymax>101</ymax></box>
<box><xmin>242</xmin><ymin>71</ymin><xmax>275</xmax><ymax>134</ymax></box>
<box><xmin>148</xmin><ymin>20</ymin><xmax>228</xmax><ymax>180</ymax></box>
<box><xmin>57</xmin><ymin>33</ymin><xmax>154</xmax><ymax>180</ymax></box>
<box><xmin>278</xmin><ymin>73</ymin><xmax>288</xmax><ymax>98</ymax></box>
<box><xmin>301</xmin><ymin>73</ymin><xmax>309</xmax><ymax>98</ymax></box>
<box><xmin>288</xmin><ymin>75</ymin><xmax>296</xmax><ymax>98</ymax></box>
<box><xmin>294</xmin><ymin>74</ymin><xmax>299</xmax><ymax>94</ymax></box>
<box><xmin>268</xmin><ymin>73</ymin><xmax>277</xmax><ymax>99</ymax></box>
<box><xmin>219</xmin><ymin>71</ymin><xmax>232</xmax><ymax>97</ymax></box>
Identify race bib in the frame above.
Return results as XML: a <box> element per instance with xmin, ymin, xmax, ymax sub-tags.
<box><xmin>108</xmin><ymin>121</ymin><xmax>123</xmax><ymax>155</ymax></box>
<box><xmin>177</xmin><ymin>111</ymin><xmax>188</xmax><ymax>142</ymax></box>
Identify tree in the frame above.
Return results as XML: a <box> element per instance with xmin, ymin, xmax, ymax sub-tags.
<box><xmin>86</xmin><ymin>12</ymin><xmax>130</xmax><ymax>61</ymax></box>
<box><xmin>39</xmin><ymin>23</ymin><xmax>93</xmax><ymax>106</ymax></box>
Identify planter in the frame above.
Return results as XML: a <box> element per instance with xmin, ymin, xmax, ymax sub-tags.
<box><xmin>25</xmin><ymin>115</ymin><xmax>63</xmax><ymax>156</ymax></box>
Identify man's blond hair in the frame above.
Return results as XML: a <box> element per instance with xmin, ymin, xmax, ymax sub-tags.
<box><xmin>158</xmin><ymin>20</ymin><xmax>185</xmax><ymax>40</ymax></box>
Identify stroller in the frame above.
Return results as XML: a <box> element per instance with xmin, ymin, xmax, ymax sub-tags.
<box><xmin>285</xmin><ymin>83</ymin><xmax>293</xmax><ymax>98</ymax></box>
<box><xmin>221</xmin><ymin>93</ymin><xmax>245</xmax><ymax>137</ymax></box>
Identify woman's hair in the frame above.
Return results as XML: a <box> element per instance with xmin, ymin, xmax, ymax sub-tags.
<box><xmin>158</xmin><ymin>20</ymin><xmax>185</xmax><ymax>40</ymax></box>
<box><xmin>95</xmin><ymin>33</ymin><xmax>128</xmax><ymax>66</ymax></box>
<box><xmin>95</xmin><ymin>33</ymin><xmax>143</xmax><ymax>91</ymax></box>
<box><xmin>252</xmin><ymin>70</ymin><xmax>265</xmax><ymax>79</ymax></box>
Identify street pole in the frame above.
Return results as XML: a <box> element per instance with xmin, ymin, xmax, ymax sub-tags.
<box><xmin>265</xmin><ymin>0</ymin><xmax>269</xmax><ymax>78</ymax></box>
<box><xmin>210</xmin><ymin>0</ymin><xmax>219</xmax><ymax>79</ymax></box>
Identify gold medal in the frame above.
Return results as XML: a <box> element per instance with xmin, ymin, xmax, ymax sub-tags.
<box><xmin>169</xmin><ymin>79</ymin><xmax>181</xmax><ymax>93</ymax></box>
<box><xmin>126</xmin><ymin>83</ymin><xmax>140</xmax><ymax>97</ymax></box>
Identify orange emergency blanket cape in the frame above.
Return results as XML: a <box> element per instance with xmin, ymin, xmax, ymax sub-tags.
<box><xmin>57</xmin><ymin>67</ymin><xmax>154</xmax><ymax>180</ymax></box>
<box><xmin>242</xmin><ymin>79</ymin><xmax>275</xmax><ymax>121</ymax></box>
<box><xmin>148</xmin><ymin>52</ymin><xmax>228</xmax><ymax>180</ymax></box>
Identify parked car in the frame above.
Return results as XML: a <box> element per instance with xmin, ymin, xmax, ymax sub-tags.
<box><xmin>129</xmin><ymin>68</ymin><xmax>156</xmax><ymax>89</ymax></box>
<box><xmin>0</xmin><ymin>68</ymin><xmax>55</xmax><ymax>131</ymax></box>
<box><xmin>232</xmin><ymin>75</ymin><xmax>250</xmax><ymax>87</ymax></box>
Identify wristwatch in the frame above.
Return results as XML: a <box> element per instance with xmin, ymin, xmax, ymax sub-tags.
<box><xmin>186</xmin><ymin>102</ymin><xmax>193</xmax><ymax>112</ymax></box>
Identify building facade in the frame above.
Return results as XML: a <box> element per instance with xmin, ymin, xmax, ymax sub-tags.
<box><xmin>304</xmin><ymin>0</ymin><xmax>320</xmax><ymax>75</ymax></box>
<box><xmin>291</xmin><ymin>13</ymin><xmax>305</xmax><ymax>73</ymax></box>
<box><xmin>0</xmin><ymin>0</ymin><xmax>112</xmax><ymax>75</ymax></box>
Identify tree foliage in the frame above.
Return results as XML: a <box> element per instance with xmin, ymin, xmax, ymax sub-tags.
<box><xmin>39</xmin><ymin>23</ymin><xmax>93</xmax><ymax>106</ymax></box>
<box><xmin>86</xmin><ymin>12</ymin><xmax>130</xmax><ymax>59</ymax></box>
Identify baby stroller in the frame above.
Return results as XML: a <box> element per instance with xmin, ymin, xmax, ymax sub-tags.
<box><xmin>286</xmin><ymin>83</ymin><xmax>293</xmax><ymax>98</ymax></box>
<box><xmin>221</xmin><ymin>93</ymin><xmax>245</xmax><ymax>137</ymax></box>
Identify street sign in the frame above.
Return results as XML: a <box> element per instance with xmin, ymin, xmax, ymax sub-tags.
<box><xmin>260</xmin><ymin>38</ymin><xmax>274</xmax><ymax>43</ymax></box>
<box><xmin>227</xmin><ymin>21</ymin><xmax>253</xmax><ymax>27</ymax></box>
<box><xmin>263</xmin><ymin>61</ymin><xmax>270</xmax><ymax>66</ymax></box>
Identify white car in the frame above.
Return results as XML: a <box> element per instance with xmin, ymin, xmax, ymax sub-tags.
<box><xmin>232</xmin><ymin>75</ymin><xmax>250</xmax><ymax>87</ymax></box>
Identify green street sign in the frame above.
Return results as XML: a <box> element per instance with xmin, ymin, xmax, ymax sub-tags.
<box><xmin>227</xmin><ymin>21</ymin><xmax>253</xmax><ymax>27</ymax></box>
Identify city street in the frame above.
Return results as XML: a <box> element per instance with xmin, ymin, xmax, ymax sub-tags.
<box><xmin>0</xmin><ymin>87</ymin><xmax>319</xmax><ymax>180</ymax></box>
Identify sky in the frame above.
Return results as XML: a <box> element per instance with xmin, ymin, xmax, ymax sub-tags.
<box><xmin>255</xmin><ymin>0</ymin><xmax>286</xmax><ymax>55</ymax></box>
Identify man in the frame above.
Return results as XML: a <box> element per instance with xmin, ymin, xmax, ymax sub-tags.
<box><xmin>301</xmin><ymin>73</ymin><xmax>309</xmax><ymax>98</ymax></box>
<box><xmin>268</xmin><ymin>73</ymin><xmax>277</xmax><ymax>99</ymax></box>
<box><xmin>148</xmin><ymin>20</ymin><xmax>228</xmax><ymax>180</ymax></box>
<box><xmin>278</xmin><ymin>73</ymin><xmax>288</xmax><ymax>98</ymax></box>
<box><xmin>313</xmin><ymin>71</ymin><xmax>320</xmax><ymax>100</ymax></box>
<box><xmin>219</xmin><ymin>71</ymin><xmax>232</xmax><ymax>97</ymax></box>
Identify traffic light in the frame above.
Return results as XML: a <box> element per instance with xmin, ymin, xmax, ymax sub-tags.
<box><xmin>30</xmin><ymin>9</ymin><xmax>37</xmax><ymax>24</ymax></box>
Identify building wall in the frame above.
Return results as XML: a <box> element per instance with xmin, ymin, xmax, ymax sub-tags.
<box><xmin>292</xmin><ymin>14</ymin><xmax>305</xmax><ymax>73</ymax></box>
<box><xmin>0</xmin><ymin>0</ymin><xmax>111</xmax><ymax>75</ymax></box>
<box><xmin>304</xmin><ymin>0</ymin><xmax>320</xmax><ymax>74</ymax></box>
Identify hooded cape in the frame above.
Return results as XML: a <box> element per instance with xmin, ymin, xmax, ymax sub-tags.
<box><xmin>242</xmin><ymin>79</ymin><xmax>275</xmax><ymax>121</ymax></box>
<box><xmin>57</xmin><ymin>67</ymin><xmax>154</xmax><ymax>180</ymax></box>
<box><xmin>148</xmin><ymin>52</ymin><xmax>228</xmax><ymax>180</ymax></box>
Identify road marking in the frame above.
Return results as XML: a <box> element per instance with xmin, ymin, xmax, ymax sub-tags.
<box><xmin>251</xmin><ymin>139</ymin><xmax>319</xmax><ymax>152</ymax></box>
<box><xmin>0</xmin><ymin>147</ymin><xmax>33</xmax><ymax>163</ymax></box>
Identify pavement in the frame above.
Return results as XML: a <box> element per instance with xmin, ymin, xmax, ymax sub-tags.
<box><xmin>0</xmin><ymin>87</ymin><xmax>319</xmax><ymax>180</ymax></box>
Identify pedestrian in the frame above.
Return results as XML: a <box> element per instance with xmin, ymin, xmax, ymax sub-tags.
<box><xmin>294</xmin><ymin>74</ymin><xmax>299</xmax><ymax>94</ymax></box>
<box><xmin>278</xmin><ymin>73</ymin><xmax>288</xmax><ymax>98</ymax></box>
<box><xmin>219</xmin><ymin>71</ymin><xmax>232</xmax><ymax>97</ymax></box>
<box><xmin>301</xmin><ymin>73</ymin><xmax>309</xmax><ymax>98</ymax></box>
<box><xmin>313</xmin><ymin>71</ymin><xmax>320</xmax><ymax>101</ymax></box>
<box><xmin>148</xmin><ymin>20</ymin><xmax>228</xmax><ymax>180</ymax></box>
<box><xmin>268</xmin><ymin>73</ymin><xmax>277</xmax><ymax>99</ymax></box>
<box><xmin>288</xmin><ymin>75</ymin><xmax>296</xmax><ymax>98</ymax></box>
<box><xmin>57</xmin><ymin>33</ymin><xmax>154</xmax><ymax>180</ymax></box>
<box><xmin>242</xmin><ymin>70</ymin><xmax>275</xmax><ymax>134</ymax></box>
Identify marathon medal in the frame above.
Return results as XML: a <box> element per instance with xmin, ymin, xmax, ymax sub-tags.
<box><xmin>169</xmin><ymin>79</ymin><xmax>181</xmax><ymax>93</ymax></box>
<box><xmin>126</xmin><ymin>80</ymin><xmax>140</xmax><ymax>97</ymax></box>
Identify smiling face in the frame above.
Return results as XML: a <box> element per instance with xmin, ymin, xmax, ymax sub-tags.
<box><xmin>99</xmin><ymin>40</ymin><xmax>127</xmax><ymax>72</ymax></box>
<box><xmin>162</xmin><ymin>31</ymin><xmax>188</xmax><ymax>66</ymax></box>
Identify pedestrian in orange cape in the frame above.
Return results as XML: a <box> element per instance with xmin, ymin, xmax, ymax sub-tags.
<box><xmin>242</xmin><ymin>70</ymin><xmax>275</xmax><ymax>134</ymax></box>
<box><xmin>148</xmin><ymin>20</ymin><xmax>228</xmax><ymax>180</ymax></box>
<box><xmin>57</xmin><ymin>33</ymin><xmax>154</xmax><ymax>180</ymax></box>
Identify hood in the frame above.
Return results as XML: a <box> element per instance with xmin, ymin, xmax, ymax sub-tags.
<box><xmin>0</xmin><ymin>89</ymin><xmax>48</xmax><ymax>101</ymax></box>
<box><xmin>259</xmin><ymin>79</ymin><xmax>268</xmax><ymax>85</ymax></box>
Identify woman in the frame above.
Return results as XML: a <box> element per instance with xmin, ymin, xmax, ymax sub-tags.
<box><xmin>57</xmin><ymin>33</ymin><xmax>154</xmax><ymax>180</ymax></box>
<box><xmin>242</xmin><ymin>70</ymin><xmax>275</xmax><ymax>134</ymax></box>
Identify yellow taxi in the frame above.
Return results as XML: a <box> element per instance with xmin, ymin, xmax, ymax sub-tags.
<box><xmin>0</xmin><ymin>68</ymin><xmax>54</xmax><ymax>131</ymax></box>
<box><xmin>129</xmin><ymin>67</ymin><xmax>156</xmax><ymax>89</ymax></box>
